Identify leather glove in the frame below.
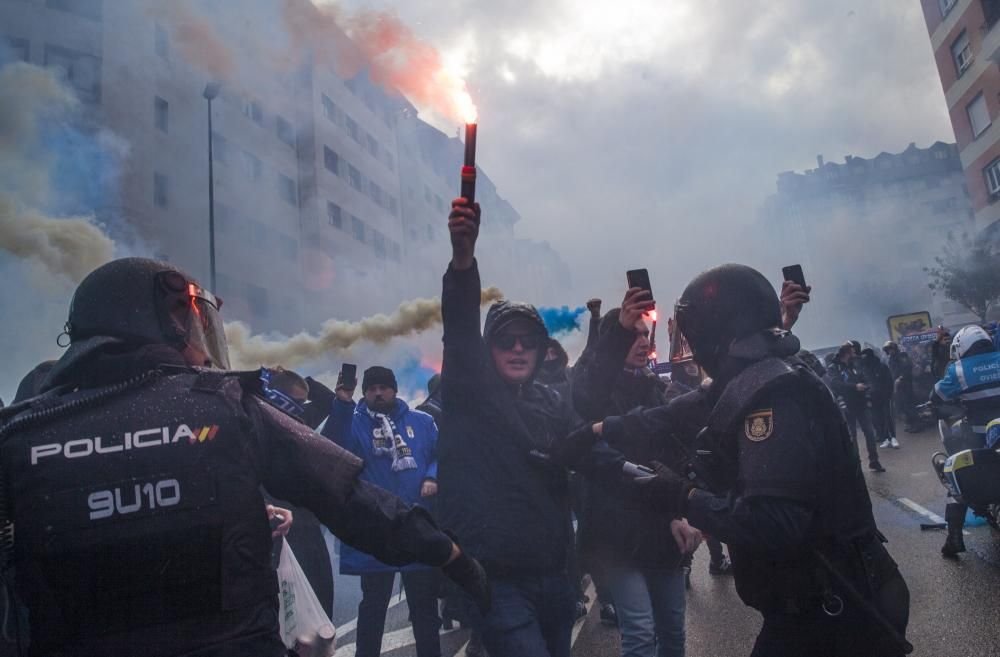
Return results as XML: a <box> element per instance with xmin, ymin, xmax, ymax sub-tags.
<box><xmin>442</xmin><ymin>549</ymin><xmax>492</xmax><ymax>615</ymax></box>
<box><xmin>547</xmin><ymin>423</ymin><xmax>600</xmax><ymax>468</ymax></box>
<box><xmin>634</xmin><ymin>460</ymin><xmax>694</xmax><ymax>516</ymax></box>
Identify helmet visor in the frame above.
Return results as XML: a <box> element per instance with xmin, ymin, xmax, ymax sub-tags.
<box><xmin>187</xmin><ymin>285</ymin><xmax>230</xmax><ymax>369</ymax></box>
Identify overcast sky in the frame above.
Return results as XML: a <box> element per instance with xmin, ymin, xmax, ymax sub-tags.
<box><xmin>343</xmin><ymin>0</ymin><xmax>954</xmax><ymax>308</ymax></box>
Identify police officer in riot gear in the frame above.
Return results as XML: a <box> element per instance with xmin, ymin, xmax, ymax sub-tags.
<box><xmin>628</xmin><ymin>264</ymin><xmax>910</xmax><ymax>656</ymax></box>
<box><xmin>0</xmin><ymin>258</ymin><xmax>489</xmax><ymax>657</ymax></box>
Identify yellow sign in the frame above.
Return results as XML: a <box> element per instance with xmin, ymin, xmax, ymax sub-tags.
<box><xmin>887</xmin><ymin>312</ymin><xmax>933</xmax><ymax>343</ymax></box>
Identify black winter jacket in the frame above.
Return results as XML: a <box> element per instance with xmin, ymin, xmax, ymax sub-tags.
<box><xmin>437</xmin><ymin>261</ymin><xmax>589</xmax><ymax>576</ymax></box>
<box><xmin>826</xmin><ymin>360</ymin><xmax>869</xmax><ymax>410</ymax></box>
<box><xmin>572</xmin><ymin>319</ymin><xmax>687</xmax><ymax>569</ymax></box>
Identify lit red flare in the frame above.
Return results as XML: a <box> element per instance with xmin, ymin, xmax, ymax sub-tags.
<box><xmin>460</xmin><ymin>122</ymin><xmax>477</xmax><ymax>204</ymax></box>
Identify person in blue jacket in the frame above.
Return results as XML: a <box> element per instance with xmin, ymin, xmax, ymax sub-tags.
<box><xmin>322</xmin><ymin>365</ymin><xmax>443</xmax><ymax>657</ymax></box>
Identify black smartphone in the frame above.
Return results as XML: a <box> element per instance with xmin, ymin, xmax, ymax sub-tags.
<box><xmin>782</xmin><ymin>264</ymin><xmax>806</xmax><ymax>288</ymax></box>
<box><xmin>626</xmin><ymin>268</ymin><xmax>653</xmax><ymax>295</ymax></box>
<box><xmin>340</xmin><ymin>363</ymin><xmax>357</xmax><ymax>390</ymax></box>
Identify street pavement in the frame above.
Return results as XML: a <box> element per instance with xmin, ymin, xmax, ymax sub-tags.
<box><xmin>327</xmin><ymin>424</ymin><xmax>1000</xmax><ymax>656</ymax></box>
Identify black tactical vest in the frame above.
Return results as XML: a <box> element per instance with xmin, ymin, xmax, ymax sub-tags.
<box><xmin>0</xmin><ymin>370</ymin><xmax>280</xmax><ymax>655</ymax></box>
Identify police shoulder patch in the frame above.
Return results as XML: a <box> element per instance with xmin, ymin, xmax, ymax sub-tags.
<box><xmin>744</xmin><ymin>409</ymin><xmax>774</xmax><ymax>442</ymax></box>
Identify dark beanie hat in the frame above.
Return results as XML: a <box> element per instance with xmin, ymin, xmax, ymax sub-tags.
<box><xmin>362</xmin><ymin>366</ymin><xmax>398</xmax><ymax>392</ymax></box>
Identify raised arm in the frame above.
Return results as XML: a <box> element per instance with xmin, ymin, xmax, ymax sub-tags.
<box><xmin>441</xmin><ymin>198</ymin><xmax>484</xmax><ymax>406</ymax></box>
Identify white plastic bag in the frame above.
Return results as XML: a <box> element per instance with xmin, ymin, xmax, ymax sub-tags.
<box><xmin>276</xmin><ymin>538</ymin><xmax>335</xmax><ymax>649</ymax></box>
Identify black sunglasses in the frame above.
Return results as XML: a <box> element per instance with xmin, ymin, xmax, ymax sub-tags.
<box><xmin>494</xmin><ymin>333</ymin><xmax>543</xmax><ymax>351</ymax></box>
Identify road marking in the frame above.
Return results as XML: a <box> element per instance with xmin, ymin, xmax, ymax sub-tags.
<box><xmin>897</xmin><ymin>497</ymin><xmax>969</xmax><ymax>535</ymax></box>
<box><xmin>335</xmin><ymin>624</ymin><xmax>459</xmax><ymax>656</ymax></box>
<box><xmin>898</xmin><ymin>497</ymin><xmax>944</xmax><ymax>523</ymax></box>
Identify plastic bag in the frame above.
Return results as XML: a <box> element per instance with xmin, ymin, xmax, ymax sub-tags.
<box><xmin>276</xmin><ymin>537</ymin><xmax>335</xmax><ymax>649</ymax></box>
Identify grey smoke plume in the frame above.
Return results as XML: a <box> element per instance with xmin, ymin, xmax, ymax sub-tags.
<box><xmin>0</xmin><ymin>63</ymin><xmax>115</xmax><ymax>283</ymax></box>
<box><xmin>226</xmin><ymin>286</ymin><xmax>503</xmax><ymax>369</ymax></box>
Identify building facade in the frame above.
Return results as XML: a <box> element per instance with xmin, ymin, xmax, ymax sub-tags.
<box><xmin>921</xmin><ymin>0</ymin><xmax>1000</xmax><ymax>232</ymax></box>
<box><xmin>760</xmin><ymin>141</ymin><xmax>977</xmax><ymax>334</ymax></box>
<box><xmin>0</xmin><ymin>0</ymin><xmax>570</xmax><ymax>337</ymax></box>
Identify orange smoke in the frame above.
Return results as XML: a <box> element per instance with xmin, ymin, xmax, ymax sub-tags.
<box><xmin>284</xmin><ymin>1</ymin><xmax>476</xmax><ymax>124</ymax></box>
<box><xmin>150</xmin><ymin>1</ymin><xmax>236</xmax><ymax>83</ymax></box>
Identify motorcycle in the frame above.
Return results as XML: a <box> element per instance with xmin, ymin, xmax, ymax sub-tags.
<box><xmin>924</xmin><ymin>402</ymin><xmax>1000</xmax><ymax>531</ymax></box>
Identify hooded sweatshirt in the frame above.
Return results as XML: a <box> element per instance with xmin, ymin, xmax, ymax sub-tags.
<box><xmin>436</xmin><ymin>261</ymin><xmax>582</xmax><ymax>576</ymax></box>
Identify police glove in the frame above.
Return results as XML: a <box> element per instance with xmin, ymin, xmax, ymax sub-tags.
<box><xmin>634</xmin><ymin>461</ymin><xmax>694</xmax><ymax>516</ymax></box>
<box><xmin>547</xmin><ymin>423</ymin><xmax>600</xmax><ymax>468</ymax></box>
<box><xmin>443</xmin><ymin>548</ymin><xmax>492</xmax><ymax>614</ymax></box>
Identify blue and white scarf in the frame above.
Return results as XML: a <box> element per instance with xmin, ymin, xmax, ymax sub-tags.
<box><xmin>365</xmin><ymin>407</ymin><xmax>418</xmax><ymax>472</ymax></box>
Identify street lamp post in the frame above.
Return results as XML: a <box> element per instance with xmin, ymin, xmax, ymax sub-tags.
<box><xmin>203</xmin><ymin>81</ymin><xmax>221</xmax><ymax>292</ymax></box>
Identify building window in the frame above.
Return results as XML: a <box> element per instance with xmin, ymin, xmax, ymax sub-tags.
<box><xmin>345</xmin><ymin>115</ymin><xmax>361</xmax><ymax>143</ymax></box>
<box><xmin>348</xmin><ymin>165</ymin><xmax>365</xmax><ymax>192</ymax></box>
<box><xmin>384</xmin><ymin>151</ymin><xmax>395</xmax><ymax>171</ymax></box>
<box><xmin>242</xmin><ymin>99</ymin><xmax>263</xmax><ymax>125</ymax></box>
<box><xmin>387</xmin><ymin>195</ymin><xmax>398</xmax><ymax>217</ymax></box>
<box><xmin>154</xmin><ymin>22</ymin><xmax>169</xmax><ymax>59</ymax></box>
<box><xmin>44</xmin><ymin>44</ymin><xmax>100</xmax><ymax>102</ymax></box>
<box><xmin>327</xmin><ymin>201</ymin><xmax>343</xmax><ymax>228</ymax></box>
<box><xmin>4</xmin><ymin>37</ymin><xmax>29</xmax><ymax>63</ymax></box>
<box><xmin>952</xmin><ymin>31</ymin><xmax>972</xmax><ymax>76</ymax></box>
<box><xmin>280</xmin><ymin>235</ymin><xmax>299</xmax><ymax>261</ymax></box>
<box><xmin>934</xmin><ymin>148</ymin><xmax>949</xmax><ymax>160</ymax></box>
<box><xmin>154</xmin><ymin>96</ymin><xmax>169</xmax><ymax>133</ymax></box>
<box><xmin>276</xmin><ymin>116</ymin><xmax>295</xmax><ymax>148</ymax></box>
<box><xmin>278</xmin><ymin>174</ymin><xmax>297</xmax><ymax>205</ymax></box>
<box><xmin>939</xmin><ymin>0</ymin><xmax>957</xmax><ymax>17</ymax></box>
<box><xmin>372</xmin><ymin>229</ymin><xmax>387</xmax><ymax>258</ymax></box>
<box><xmin>323</xmin><ymin>146</ymin><xmax>341</xmax><ymax>175</ymax></box>
<box><xmin>46</xmin><ymin>0</ymin><xmax>102</xmax><ymax>21</ymax></box>
<box><xmin>967</xmin><ymin>92</ymin><xmax>991</xmax><ymax>137</ymax></box>
<box><xmin>154</xmin><ymin>172</ymin><xmax>168</xmax><ymax>208</ymax></box>
<box><xmin>212</xmin><ymin>132</ymin><xmax>228</xmax><ymax>163</ymax></box>
<box><xmin>321</xmin><ymin>94</ymin><xmax>340</xmax><ymax>124</ymax></box>
<box><xmin>216</xmin><ymin>203</ymin><xmax>231</xmax><ymax>233</ymax></box>
<box><xmin>369</xmin><ymin>181</ymin><xmax>384</xmax><ymax>208</ymax></box>
<box><xmin>366</xmin><ymin>134</ymin><xmax>379</xmax><ymax>158</ymax></box>
<box><xmin>242</xmin><ymin>151</ymin><xmax>262</xmax><ymax>180</ymax></box>
<box><xmin>351</xmin><ymin>215</ymin><xmax>365</xmax><ymax>242</ymax></box>
<box><xmin>246</xmin><ymin>283</ymin><xmax>269</xmax><ymax>317</ymax></box>
<box><xmin>985</xmin><ymin>157</ymin><xmax>1000</xmax><ymax>200</ymax></box>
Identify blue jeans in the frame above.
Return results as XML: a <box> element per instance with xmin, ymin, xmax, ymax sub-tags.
<box><xmin>466</xmin><ymin>572</ymin><xmax>576</xmax><ymax>657</ymax></box>
<box><xmin>606</xmin><ymin>567</ymin><xmax>686</xmax><ymax>657</ymax></box>
<box><xmin>356</xmin><ymin>569</ymin><xmax>442</xmax><ymax>657</ymax></box>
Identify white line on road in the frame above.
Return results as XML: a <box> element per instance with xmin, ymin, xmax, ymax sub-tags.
<box><xmin>898</xmin><ymin>497</ymin><xmax>945</xmax><ymax>523</ymax></box>
<box><xmin>897</xmin><ymin>497</ymin><xmax>969</xmax><ymax>535</ymax></box>
<box><xmin>335</xmin><ymin>625</ymin><xmax>459</xmax><ymax>656</ymax></box>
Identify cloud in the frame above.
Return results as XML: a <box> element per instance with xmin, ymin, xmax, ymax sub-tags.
<box><xmin>342</xmin><ymin>0</ymin><xmax>955</xmax><ymax>343</ymax></box>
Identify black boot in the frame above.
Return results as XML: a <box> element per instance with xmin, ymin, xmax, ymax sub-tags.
<box><xmin>942</xmin><ymin>503</ymin><xmax>967</xmax><ymax>558</ymax></box>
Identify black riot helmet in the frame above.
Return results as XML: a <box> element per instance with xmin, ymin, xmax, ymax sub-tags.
<box><xmin>66</xmin><ymin>257</ymin><xmax>230</xmax><ymax>368</ymax></box>
<box><xmin>674</xmin><ymin>264</ymin><xmax>782</xmax><ymax>376</ymax></box>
